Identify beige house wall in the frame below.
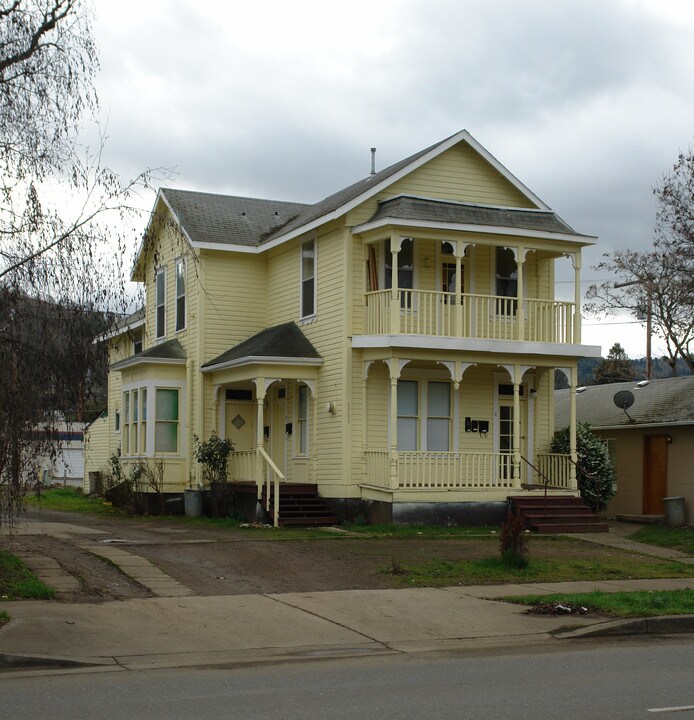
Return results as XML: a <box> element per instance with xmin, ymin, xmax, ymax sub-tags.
<box><xmin>596</xmin><ymin>426</ymin><xmax>694</xmax><ymax>524</ymax></box>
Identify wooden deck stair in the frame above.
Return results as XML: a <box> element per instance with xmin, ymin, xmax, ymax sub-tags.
<box><xmin>263</xmin><ymin>484</ymin><xmax>339</xmax><ymax>527</ymax></box>
<box><xmin>509</xmin><ymin>495</ymin><xmax>609</xmax><ymax>534</ymax></box>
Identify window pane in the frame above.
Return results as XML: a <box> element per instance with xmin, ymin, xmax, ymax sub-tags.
<box><xmin>156</xmin><ymin>304</ymin><xmax>165</xmax><ymax>338</ymax></box>
<box><xmin>176</xmin><ymin>259</ymin><xmax>185</xmax><ymax>295</ymax></box>
<box><xmin>301</xmin><ymin>279</ymin><xmax>314</xmax><ymax>317</ymax></box>
<box><xmin>427</xmin><ymin>418</ymin><xmax>450</xmax><ymax>451</ymax></box>
<box><xmin>156</xmin><ymin>389</ymin><xmax>179</xmax><ymax>421</ymax></box>
<box><xmin>298</xmin><ymin>385</ymin><xmax>307</xmax><ymax>418</ymax></box>
<box><xmin>132</xmin><ymin>390</ymin><xmax>139</xmax><ymax>421</ymax></box>
<box><xmin>398</xmin><ymin>418</ymin><xmax>418</xmax><ymax>451</ymax></box>
<box><xmin>428</xmin><ymin>382</ymin><xmax>450</xmax><ymax>417</ymax></box>
<box><xmin>155</xmin><ymin>422</ymin><xmax>177</xmax><ymax>452</ymax></box>
<box><xmin>496</xmin><ymin>247</ymin><xmax>518</xmax><ymax>298</ymax></box>
<box><xmin>141</xmin><ymin>389</ymin><xmax>147</xmax><ymax>420</ymax></box>
<box><xmin>156</xmin><ymin>270</ymin><xmax>165</xmax><ymax>303</ymax></box>
<box><xmin>123</xmin><ymin>392</ymin><xmax>130</xmax><ymax>420</ymax></box>
<box><xmin>397</xmin><ymin>380</ymin><xmax>418</xmax><ymax>416</ymax></box>
<box><xmin>301</xmin><ymin>241</ymin><xmax>314</xmax><ymax>278</ymax></box>
<box><xmin>176</xmin><ymin>296</ymin><xmax>185</xmax><ymax>331</ymax></box>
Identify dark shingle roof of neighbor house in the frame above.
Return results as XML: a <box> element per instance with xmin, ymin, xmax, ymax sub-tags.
<box><xmin>555</xmin><ymin>376</ymin><xmax>694</xmax><ymax>429</ymax></box>
<box><xmin>202</xmin><ymin>322</ymin><xmax>322</xmax><ymax>369</ymax></box>
<box><xmin>366</xmin><ymin>196</ymin><xmax>576</xmax><ymax>234</ymax></box>
<box><xmin>161</xmin><ymin>189</ymin><xmax>310</xmax><ymax>248</ymax></box>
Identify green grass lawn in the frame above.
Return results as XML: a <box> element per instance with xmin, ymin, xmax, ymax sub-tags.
<box><xmin>506</xmin><ymin>589</ymin><xmax>694</xmax><ymax>618</ymax></box>
<box><xmin>26</xmin><ymin>486</ymin><xmax>127</xmax><ymax>517</ymax></box>
<box><xmin>628</xmin><ymin>525</ymin><xmax>694</xmax><ymax>555</ymax></box>
<box><xmin>386</xmin><ymin>555</ymin><xmax>693</xmax><ymax>587</ymax></box>
<box><xmin>0</xmin><ymin>550</ymin><xmax>55</xmax><ymax>600</ymax></box>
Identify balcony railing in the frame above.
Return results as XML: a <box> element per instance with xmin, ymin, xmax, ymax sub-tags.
<box><xmin>363</xmin><ymin>290</ymin><xmax>575</xmax><ymax>343</ymax></box>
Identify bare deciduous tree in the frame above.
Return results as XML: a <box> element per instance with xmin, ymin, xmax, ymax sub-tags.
<box><xmin>0</xmin><ymin>1</ymin><xmax>158</xmax><ymax>528</ymax></box>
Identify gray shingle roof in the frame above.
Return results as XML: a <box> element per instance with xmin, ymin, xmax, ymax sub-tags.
<box><xmin>262</xmin><ymin>134</ymin><xmax>457</xmax><ymax>242</ymax></box>
<box><xmin>367</xmin><ymin>195</ymin><xmax>577</xmax><ymax>235</ymax></box>
<box><xmin>555</xmin><ymin>376</ymin><xmax>694</xmax><ymax>429</ymax></box>
<box><xmin>203</xmin><ymin>322</ymin><xmax>322</xmax><ymax>369</ymax></box>
<box><xmin>161</xmin><ymin>189</ymin><xmax>309</xmax><ymax>247</ymax></box>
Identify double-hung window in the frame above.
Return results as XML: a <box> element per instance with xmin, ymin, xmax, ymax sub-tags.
<box><xmin>155</xmin><ymin>267</ymin><xmax>166</xmax><ymax>339</ymax></box>
<box><xmin>175</xmin><ymin>258</ymin><xmax>186</xmax><ymax>331</ymax></box>
<box><xmin>397</xmin><ymin>380</ymin><xmax>451</xmax><ymax>451</ymax></box>
<box><xmin>297</xmin><ymin>384</ymin><xmax>308</xmax><ymax>455</ymax></box>
<box><xmin>301</xmin><ymin>239</ymin><xmax>315</xmax><ymax>318</ymax></box>
<box><xmin>155</xmin><ymin>388</ymin><xmax>179</xmax><ymax>453</ymax></box>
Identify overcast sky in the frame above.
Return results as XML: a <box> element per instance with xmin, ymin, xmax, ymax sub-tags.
<box><xmin>87</xmin><ymin>0</ymin><xmax>694</xmax><ymax>358</ymax></box>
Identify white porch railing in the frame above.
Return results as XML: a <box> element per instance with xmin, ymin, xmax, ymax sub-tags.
<box><xmin>534</xmin><ymin>452</ymin><xmax>572</xmax><ymax>489</ymax></box>
<box><xmin>364</xmin><ymin>450</ymin><xmax>525</xmax><ymax>490</ymax></box>
<box><xmin>228</xmin><ymin>448</ymin><xmax>285</xmax><ymax>526</ymax></box>
<box><xmin>363</xmin><ymin>290</ymin><xmax>575</xmax><ymax>344</ymax></box>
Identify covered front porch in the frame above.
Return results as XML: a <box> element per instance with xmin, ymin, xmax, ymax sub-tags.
<box><xmin>359</xmin><ymin>354</ymin><xmax>579</xmax><ymax>499</ymax></box>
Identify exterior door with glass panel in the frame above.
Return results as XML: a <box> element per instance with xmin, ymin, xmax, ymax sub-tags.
<box><xmin>498</xmin><ymin>400</ymin><xmax>514</xmax><ymax>481</ymax></box>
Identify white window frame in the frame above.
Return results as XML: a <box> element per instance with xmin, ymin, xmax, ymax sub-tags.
<box><xmin>296</xmin><ymin>384</ymin><xmax>309</xmax><ymax>456</ymax></box>
<box><xmin>120</xmin><ymin>380</ymin><xmax>185</xmax><ymax>458</ymax></box>
<box><xmin>300</xmin><ymin>239</ymin><xmax>316</xmax><ymax>319</ymax></box>
<box><xmin>175</xmin><ymin>257</ymin><xmax>186</xmax><ymax>332</ymax></box>
<box><xmin>155</xmin><ymin>266</ymin><xmax>167</xmax><ymax>339</ymax></box>
<box><xmin>395</xmin><ymin>378</ymin><xmax>452</xmax><ymax>451</ymax></box>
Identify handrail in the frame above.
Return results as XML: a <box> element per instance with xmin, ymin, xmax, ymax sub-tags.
<box><xmin>520</xmin><ymin>454</ymin><xmax>553</xmax><ymax>518</ymax></box>
<box><xmin>257</xmin><ymin>446</ymin><xmax>284</xmax><ymax>527</ymax></box>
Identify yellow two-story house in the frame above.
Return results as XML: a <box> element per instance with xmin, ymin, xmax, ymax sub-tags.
<box><xmin>89</xmin><ymin>130</ymin><xmax>600</xmax><ymax>525</ymax></box>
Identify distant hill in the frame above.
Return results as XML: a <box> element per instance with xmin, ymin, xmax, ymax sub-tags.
<box><xmin>555</xmin><ymin>356</ymin><xmax>692</xmax><ymax>389</ymax></box>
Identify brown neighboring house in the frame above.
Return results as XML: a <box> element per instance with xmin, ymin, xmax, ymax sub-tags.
<box><xmin>555</xmin><ymin>376</ymin><xmax>694</xmax><ymax>524</ymax></box>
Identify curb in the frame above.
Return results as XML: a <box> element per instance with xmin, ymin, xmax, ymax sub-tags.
<box><xmin>555</xmin><ymin>614</ymin><xmax>694</xmax><ymax>639</ymax></box>
<box><xmin>0</xmin><ymin>653</ymin><xmax>110</xmax><ymax>671</ymax></box>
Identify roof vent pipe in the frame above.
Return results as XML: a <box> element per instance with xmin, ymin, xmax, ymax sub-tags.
<box><xmin>370</xmin><ymin>147</ymin><xmax>376</xmax><ymax>176</ymax></box>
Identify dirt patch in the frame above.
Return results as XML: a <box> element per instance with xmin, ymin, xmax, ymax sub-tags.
<box><xmin>2</xmin><ymin>508</ymin><xmax>686</xmax><ymax>601</ymax></box>
<box><xmin>1</xmin><ymin>535</ymin><xmax>153</xmax><ymax>603</ymax></box>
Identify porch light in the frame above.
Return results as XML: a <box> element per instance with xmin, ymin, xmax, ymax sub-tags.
<box><xmin>325</xmin><ymin>402</ymin><xmax>336</xmax><ymax>414</ymax></box>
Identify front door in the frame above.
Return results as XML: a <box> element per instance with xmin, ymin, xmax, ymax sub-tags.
<box><xmin>225</xmin><ymin>400</ymin><xmax>255</xmax><ymax>452</ymax></box>
<box><xmin>497</xmin><ymin>386</ymin><xmax>528</xmax><ymax>483</ymax></box>
<box><xmin>643</xmin><ymin>435</ymin><xmax>668</xmax><ymax>514</ymax></box>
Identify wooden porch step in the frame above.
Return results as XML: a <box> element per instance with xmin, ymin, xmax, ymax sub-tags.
<box><xmin>262</xmin><ymin>484</ymin><xmax>339</xmax><ymax>528</ymax></box>
<box><xmin>509</xmin><ymin>495</ymin><xmax>608</xmax><ymax>534</ymax></box>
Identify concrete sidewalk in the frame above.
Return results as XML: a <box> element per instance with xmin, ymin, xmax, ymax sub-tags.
<box><xmin>1</xmin><ymin>518</ymin><xmax>694</xmax><ymax>674</ymax></box>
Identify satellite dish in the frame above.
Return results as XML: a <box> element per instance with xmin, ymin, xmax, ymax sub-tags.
<box><xmin>613</xmin><ymin>390</ymin><xmax>635</xmax><ymax>409</ymax></box>
<box><xmin>613</xmin><ymin>389</ymin><xmax>635</xmax><ymax>423</ymax></box>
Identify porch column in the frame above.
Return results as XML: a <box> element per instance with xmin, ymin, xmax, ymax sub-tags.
<box><xmin>253</xmin><ymin>376</ymin><xmax>266</xmax><ymax>500</ymax></box>
<box><xmin>390</xmin><ymin>235</ymin><xmax>401</xmax><ymax>334</ymax></box>
<box><xmin>454</xmin><ymin>242</ymin><xmax>463</xmax><ymax>338</ymax></box>
<box><xmin>569</xmin><ymin>366</ymin><xmax>578</xmax><ymax>490</ymax></box>
<box><xmin>516</xmin><ymin>248</ymin><xmax>526</xmax><ymax>342</ymax></box>
<box><xmin>513</xmin><ymin>365</ymin><xmax>522</xmax><ymax>486</ymax></box>
<box><xmin>388</xmin><ymin>358</ymin><xmax>401</xmax><ymax>491</ymax></box>
<box><xmin>572</xmin><ymin>251</ymin><xmax>582</xmax><ymax>344</ymax></box>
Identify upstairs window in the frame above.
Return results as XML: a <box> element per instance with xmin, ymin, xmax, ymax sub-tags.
<box><xmin>385</xmin><ymin>238</ymin><xmax>414</xmax><ymax>308</ymax></box>
<box><xmin>132</xmin><ymin>329</ymin><xmax>143</xmax><ymax>355</ymax></box>
<box><xmin>301</xmin><ymin>239</ymin><xmax>315</xmax><ymax>318</ymax></box>
<box><xmin>175</xmin><ymin>257</ymin><xmax>186</xmax><ymax>331</ymax></box>
<box><xmin>155</xmin><ymin>267</ymin><xmax>166</xmax><ymax>339</ymax></box>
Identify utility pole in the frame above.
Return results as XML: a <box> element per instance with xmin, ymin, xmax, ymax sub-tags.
<box><xmin>614</xmin><ymin>278</ymin><xmax>653</xmax><ymax>380</ymax></box>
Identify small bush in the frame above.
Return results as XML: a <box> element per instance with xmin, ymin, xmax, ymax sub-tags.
<box><xmin>500</xmin><ymin>511</ymin><xmax>529</xmax><ymax>568</ymax></box>
<box><xmin>551</xmin><ymin>423</ymin><xmax>615</xmax><ymax>512</ymax></box>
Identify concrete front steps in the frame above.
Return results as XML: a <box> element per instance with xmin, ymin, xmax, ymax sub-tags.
<box><xmin>509</xmin><ymin>495</ymin><xmax>609</xmax><ymax>534</ymax></box>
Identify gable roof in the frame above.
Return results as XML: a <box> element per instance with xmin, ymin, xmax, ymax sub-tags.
<box><xmin>555</xmin><ymin>376</ymin><xmax>694</xmax><ymax>429</ymax></box>
<box><xmin>160</xmin><ymin>189</ymin><xmax>309</xmax><ymax>248</ymax></box>
<box><xmin>202</xmin><ymin>322</ymin><xmax>322</xmax><ymax>372</ymax></box>
<box><xmin>134</xmin><ymin>129</ymin><xmax>573</xmax><ymax>270</ymax></box>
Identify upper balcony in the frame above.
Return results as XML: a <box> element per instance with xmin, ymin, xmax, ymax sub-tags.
<box><xmin>363</xmin><ymin>289</ymin><xmax>576</xmax><ymax>344</ymax></box>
